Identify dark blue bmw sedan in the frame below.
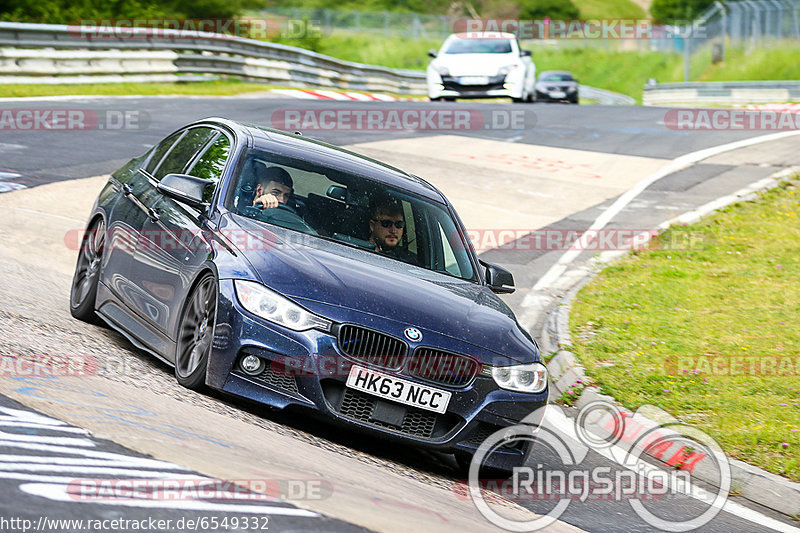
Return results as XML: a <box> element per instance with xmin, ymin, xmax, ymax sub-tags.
<box><xmin>70</xmin><ymin>118</ymin><xmax>548</xmax><ymax>472</ymax></box>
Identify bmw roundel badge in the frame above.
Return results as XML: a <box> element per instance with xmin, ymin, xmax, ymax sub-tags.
<box><xmin>404</xmin><ymin>327</ymin><xmax>422</xmax><ymax>342</ymax></box>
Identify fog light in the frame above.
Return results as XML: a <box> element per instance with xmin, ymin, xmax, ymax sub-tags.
<box><xmin>240</xmin><ymin>354</ymin><xmax>264</xmax><ymax>375</ymax></box>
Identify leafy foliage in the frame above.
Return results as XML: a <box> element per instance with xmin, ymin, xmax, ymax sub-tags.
<box><xmin>650</xmin><ymin>0</ymin><xmax>715</xmax><ymax>23</ymax></box>
<box><xmin>518</xmin><ymin>0</ymin><xmax>580</xmax><ymax>20</ymax></box>
<box><xmin>0</xmin><ymin>0</ymin><xmax>246</xmax><ymax>24</ymax></box>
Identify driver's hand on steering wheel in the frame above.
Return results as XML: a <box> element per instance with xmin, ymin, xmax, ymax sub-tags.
<box><xmin>253</xmin><ymin>193</ymin><xmax>281</xmax><ymax>209</ymax></box>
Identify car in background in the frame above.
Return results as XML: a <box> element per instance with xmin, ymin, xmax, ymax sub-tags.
<box><xmin>427</xmin><ymin>32</ymin><xmax>535</xmax><ymax>102</ymax></box>
<box><xmin>70</xmin><ymin>118</ymin><xmax>548</xmax><ymax>473</ymax></box>
<box><xmin>535</xmin><ymin>70</ymin><xmax>580</xmax><ymax>104</ymax></box>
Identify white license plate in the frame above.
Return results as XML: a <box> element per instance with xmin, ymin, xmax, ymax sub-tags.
<box><xmin>550</xmin><ymin>90</ymin><xmax>566</xmax><ymax>99</ymax></box>
<box><xmin>346</xmin><ymin>365</ymin><xmax>451</xmax><ymax>414</ymax></box>
<box><xmin>459</xmin><ymin>76</ymin><xmax>489</xmax><ymax>85</ymax></box>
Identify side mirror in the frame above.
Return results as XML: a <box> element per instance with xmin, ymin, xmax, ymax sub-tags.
<box><xmin>157</xmin><ymin>173</ymin><xmax>209</xmax><ymax>210</ymax></box>
<box><xmin>327</xmin><ymin>185</ymin><xmax>348</xmax><ymax>202</ymax></box>
<box><xmin>520</xmin><ymin>49</ymin><xmax>532</xmax><ymax>57</ymax></box>
<box><xmin>480</xmin><ymin>260</ymin><xmax>515</xmax><ymax>294</ymax></box>
<box><xmin>428</xmin><ymin>49</ymin><xmax>438</xmax><ymax>58</ymax></box>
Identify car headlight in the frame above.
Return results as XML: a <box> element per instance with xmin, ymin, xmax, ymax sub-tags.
<box><xmin>490</xmin><ymin>362</ymin><xmax>547</xmax><ymax>393</ymax></box>
<box><xmin>498</xmin><ymin>64</ymin><xmax>520</xmax><ymax>76</ymax></box>
<box><xmin>568</xmin><ymin>86</ymin><xmax>577</xmax><ymax>92</ymax></box>
<box><xmin>234</xmin><ymin>279</ymin><xmax>331</xmax><ymax>332</ymax></box>
<box><xmin>433</xmin><ymin>64</ymin><xmax>450</xmax><ymax>76</ymax></box>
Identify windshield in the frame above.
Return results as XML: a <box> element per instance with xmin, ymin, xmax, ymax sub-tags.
<box><xmin>443</xmin><ymin>38</ymin><xmax>512</xmax><ymax>54</ymax></box>
<box><xmin>541</xmin><ymin>73</ymin><xmax>574</xmax><ymax>82</ymax></box>
<box><xmin>228</xmin><ymin>148</ymin><xmax>477</xmax><ymax>281</ymax></box>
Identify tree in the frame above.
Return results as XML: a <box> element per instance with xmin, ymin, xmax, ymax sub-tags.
<box><xmin>518</xmin><ymin>0</ymin><xmax>580</xmax><ymax>20</ymax></box>
<box><xmin>651</xmin><ymin>0</ymin><xmax>715</xmax><ymax>24</ymax></box>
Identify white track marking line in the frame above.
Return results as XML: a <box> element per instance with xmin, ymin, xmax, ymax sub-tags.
<box><xmin>527</xmin><ymin>130</ymin><xmax>800</xmax><ymax>294</ymax></box>
<box><xmin>270</xmin><ymin>89</ymin><xmax>320</xmax><ymax>100</ymax></box>
<box><xmin>545</xmin><ymin>409</ymin><xmax>800</xmax><ymax>533</ymax></box>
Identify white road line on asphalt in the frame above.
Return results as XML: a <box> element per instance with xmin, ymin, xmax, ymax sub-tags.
<box><xmin>526</xmin><ymin>130</ymin><xmax>800</xmax><ymax>295</ymax></box>
<box><xmin>0</xmin><ymin>183</ymin><xmax>26</xmax><ymax>193</ymax></box>
<box><xmin>20</xmin><ymin>483</ymin><xmax>321</xmax><ymax>516</ymax></box>
<box><xmin>544</xmin><ymin>409</ymin><xmax>800</xmax><ymax>533</ymax></box>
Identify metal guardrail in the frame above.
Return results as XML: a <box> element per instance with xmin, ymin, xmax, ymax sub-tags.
<box><xmin>579</xmin><ymin>85</ymin><xmax>636</xmax><ymax>105</ymax></box>
<box><xmin>0</xmin><ymin>21</ymin><xmax>636</xmax><ymax>105</ymax></box>
<box><xmin>643</xmin><ymin>80</ymin><xmax>800</xmax><ymax>105</ymax></box>
<box><xmin>0</xmin><ymin>21</ymin><xmax>428</xmax><ymax>93</ymax></box>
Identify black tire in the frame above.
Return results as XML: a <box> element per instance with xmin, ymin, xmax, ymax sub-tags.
<box><xmin>70</xmin><ymin>218</ymin><xmax>105</xmax><ymax>323</ymax></box>
<box><xmin>175</xmin><ymin>273</ymin><xmax>217</xmax><ymax>390</ymax></box>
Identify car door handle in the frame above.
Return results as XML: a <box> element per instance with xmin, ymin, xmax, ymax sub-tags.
<box><xmin>121</xmin><ymin>183</ymin><xmax>133</xmax><ymax>196</ymax></box>
<box><xmin>147</xmin><ymin>207</ymin><xmax>160</xmax><ymax>222</ymax></box>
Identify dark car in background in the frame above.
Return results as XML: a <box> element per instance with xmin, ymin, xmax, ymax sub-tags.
<box><xmin>535</xmin><ymin>70</ymin><xmax>580</xmax><ymax>104</ymax></box>
<box><xmin>69</xmin><ymin>118</ymin><xmax>548</xmax><ymax>472</ymax></box>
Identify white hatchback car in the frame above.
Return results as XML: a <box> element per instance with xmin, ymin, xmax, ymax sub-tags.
<box><xmin>427</xmin><ymin>32</ymin><xmax>536</xmax><ymax>102</ymax></box>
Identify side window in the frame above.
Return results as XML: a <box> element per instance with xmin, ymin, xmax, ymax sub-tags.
<box><xmin>145</xmin><ymin>132</ymin><xmax>182</xmax><ymax>175</ymax></box>
<box><xmin>186</xmin><ymin>134</ymin><xmax>231</xmax><ymax>202</ymax></box>
<box><xmin>153</xmin><ymin>127</ymin><xmax>217</xmax><ymax>181</ymax></box>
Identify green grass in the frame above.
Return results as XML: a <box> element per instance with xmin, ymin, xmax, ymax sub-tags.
<box><xmin>698</xmin><ymin>44</ymin><xmax>800</xmax><ymax>82</ymax></box>
<box><xmin>530</xmin><ymin>45</ymin><xmax>684</xmax><ymax>102</ymax></box>
<box><xmin>279</xmin><ymin>32</ymin><xmax>442</xmax><ymax>70</ymax></box>
<box><xmin>570</xmin><ymin>179</ymin><xmax>800</xmax><ymax>482</ymax></box>
<box><xmin>574</xmin><ymin>0</ymin><xmax>647</xmax><ymax>19</ymax></box>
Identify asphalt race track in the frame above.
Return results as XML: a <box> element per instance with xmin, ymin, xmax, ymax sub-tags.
<box><xmin>1</xmin><ymin>94</ymin><xmax>799</xmax><ymax>533</ymax></box>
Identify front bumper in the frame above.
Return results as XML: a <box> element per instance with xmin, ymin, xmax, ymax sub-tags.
<box><xmin>428</xmin><ymin>73</ymin><xmax>525</xmax><ymax>100</ymax></box>
<box><xmin>210</xmin><ymin>279</ymin><xmax>548</xmax><ymax>466</ymax></box>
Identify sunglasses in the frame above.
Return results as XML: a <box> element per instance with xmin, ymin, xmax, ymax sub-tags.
<box><xmin>373</xmin><ymin>218</ymin><xmax>405</xmax><ymax>229</ymax></box>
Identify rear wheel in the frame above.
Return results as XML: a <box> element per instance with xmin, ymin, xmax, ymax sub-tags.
<box><xmin>70</xmin><ymin>218</ymin><xmax>105</xmax><ymax>323</ymax></box>
<box><xmin>175</xmin><ymin>273</ymin><xmax>217</xmax><ymax>390</ymax></box>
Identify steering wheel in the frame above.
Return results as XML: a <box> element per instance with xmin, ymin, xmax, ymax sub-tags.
<box><xmin>251</xmin><ymin>203</ymin><xmax>317</xmax><ymax>235</ymax></box>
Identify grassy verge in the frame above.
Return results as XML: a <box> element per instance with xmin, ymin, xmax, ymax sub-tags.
<box><xmin>574</xmin><ymin>0</ymin><xmax>647</xmax><ymax>19</ymax></box>
<box><xmin>569</xmin><ymin>178</ymin><xmax>800</xmax><ymax>482</ymax></box>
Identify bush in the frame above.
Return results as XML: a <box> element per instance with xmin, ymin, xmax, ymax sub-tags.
<box><xmin>518</xmin><ymin>0</ymin><xmax>580</xmax><ymax>20</ymax></box>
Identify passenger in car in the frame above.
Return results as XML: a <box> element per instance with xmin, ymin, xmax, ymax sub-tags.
<box><xmin>253</xmin><ymin>166</ymin><xmax>293</xmax><ymax>209</ymax></box>
<box><xmin>368</xmin><ymin>196</ymin><xmax>417</xmax><ymax>264</ymax></box>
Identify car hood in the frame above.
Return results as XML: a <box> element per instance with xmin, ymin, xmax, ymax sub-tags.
<box><xmin>222</xmin><ymin>214</ymin><xmax>537</xmax><ymax>361</ymax></box>
<box><xmin>434</xmin><ymin>53</ymin><xmax>519</xmax><ymax>76</ymax></box>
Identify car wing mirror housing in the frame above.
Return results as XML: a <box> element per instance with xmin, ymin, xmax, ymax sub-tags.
<box><xmin>520</xmin><ymin>49</ymin><xmax>532</xmax><ymax>57</ymax></box>
<box><xmin>428</xmin><ymin>49</ymin><xmax>438</xmax><ymax>58</ymax></box>
<box><xmin>480</xmin><ymin>260</ymin><xmax>515</xmax><ymax>294</ymax></box>
<box><xmin>157</xmin><ymin>173</ymin><xmax>210</xmax><ymax>210</ymax></box>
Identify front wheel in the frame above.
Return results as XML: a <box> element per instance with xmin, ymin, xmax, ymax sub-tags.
<box><xmin>175</xmin><ymin>273</ymin><xmax>217</xmax><ymax>390</ymax></box>
<box><xmin>70</xmin><ymin>217</ymin><xmax>105</xmax><ymax>323</ymax></box>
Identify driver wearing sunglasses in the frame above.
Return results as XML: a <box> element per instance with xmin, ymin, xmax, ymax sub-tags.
<box><xmin>368</xmin><ymin>196</ymin><xmax>416</xmax><ymax>265</ymax></box>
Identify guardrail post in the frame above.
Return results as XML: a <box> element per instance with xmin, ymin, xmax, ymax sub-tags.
<box><xmin>684</xmin><ymin>25</ymin><xmax>692</xmax><ymax>81</ymax></box>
